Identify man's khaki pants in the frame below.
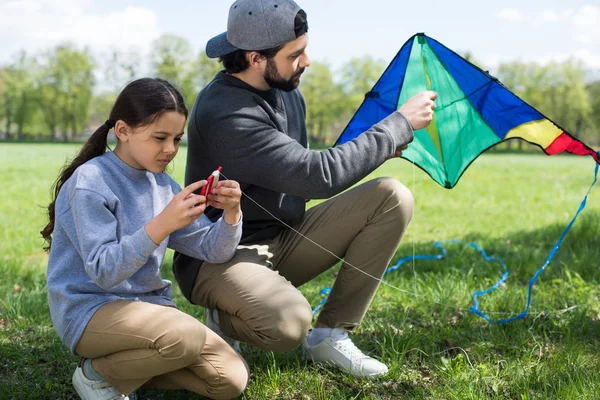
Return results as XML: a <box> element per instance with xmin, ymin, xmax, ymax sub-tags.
<box><xmin>76</xmin><ymin>300</ymin><xmax>249</xmax><ymax>399</ymax></box>
<box><xmin>191</xmin><ymin>177</ymin><xmax>414</xmax><ymax>352</ymax></box>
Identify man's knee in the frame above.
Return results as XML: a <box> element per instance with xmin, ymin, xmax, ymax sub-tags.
<box><xmin>255</xmin><ymin>291</ymin><xmax>313</xmax><ymax>352</ymax></box>
<box><xmin>374</xmin><ymin>177</ymin><xmax>414</xmax><ymax>220</ymax></box>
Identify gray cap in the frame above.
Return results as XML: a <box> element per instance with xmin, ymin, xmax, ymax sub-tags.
<box><xmin>206</xmin><ymin>0</ymin><xmax>306</xmax><ymax>58</ymax></box>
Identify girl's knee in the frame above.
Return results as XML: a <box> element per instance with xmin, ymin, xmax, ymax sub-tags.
<box><xmin>157</xmin><ymin>318</ymin><xmax>207</xmax><ymax>363</ymax></box>
<box><xmin>216</xmin><ymin>357</ymin><xmax>249</xmax><ymax>400</ymax></box>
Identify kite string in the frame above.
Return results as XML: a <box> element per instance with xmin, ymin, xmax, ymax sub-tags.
<box><xmin>412</xmin><ymin>156</ymin><xmax>417</xmax><ymax>295</ymax></box>
<box><xmin>218</xmin><ymin>171</ymin><xmax>464</xmax><ymax>312</ymax></box>
<box><xmin>218</xmin><ymin>169</ymin><xmax>591</xmax><ymax>320</ymax></box>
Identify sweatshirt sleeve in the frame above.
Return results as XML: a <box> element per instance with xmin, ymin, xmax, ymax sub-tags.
<box><xmin>202</xmin><ymin>106</ymin><xmax>413</xmax><ymax>199</ymax></box>
<box><xmin>168</xmin><ymin>214</ymin><xmax>242</xmax><ymax>264</ymax></box>
<box><xmin>70</xmin><ymin>188</ymin><xmax>159</xmax><ymax>290</ymax></box>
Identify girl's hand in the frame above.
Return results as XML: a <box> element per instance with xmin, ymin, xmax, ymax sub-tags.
<box><xmin>207</xmin><ymin>180</ymin><xmax>242</xmax><ymax>225</ymax></box>
<box><xmin>145</xmin><ymin>180</ymin><xmax>208</xmax><ymax>244</ymax></box>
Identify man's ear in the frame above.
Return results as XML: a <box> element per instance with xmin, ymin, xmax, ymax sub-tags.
<box><xmin>247</xmin><ymin>51</ymin><xmax>267</xmax><ymax>71</ymax></box>
<box><xmin>114</xmin><ymin>120</ymin><xmax>131</xmax><ymax>142</ymax></box>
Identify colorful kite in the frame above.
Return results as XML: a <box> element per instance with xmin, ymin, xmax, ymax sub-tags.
<box><xmin>325</xmin><ymin>33</ymin><xmax>600</xmax><ymax>323</ymax></box>
<box><xmin>335</xmin><ymin>33</ymin><xmax>600</xmax><ymax>188</ymax></box>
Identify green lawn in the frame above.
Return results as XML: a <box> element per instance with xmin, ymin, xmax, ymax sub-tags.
<box><xmin>1</xmin><ymin>143</ymin><xmax>599</xmax><ymax>399</ymax></box>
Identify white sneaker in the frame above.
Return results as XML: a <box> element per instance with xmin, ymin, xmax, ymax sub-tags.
<box><xmin>72</xmin><ymin>366</ymin><xmax>129</xmax><ymax>400</ymax></box>
<box><xmin>303</xmin><ymin>328</ymin><xmax>389</xmax><ymax>378</ymax></box>
<box><xmin>205</xmin><ymin>308</ymin><xmax>241</xmax><ymax>353</ymax></box>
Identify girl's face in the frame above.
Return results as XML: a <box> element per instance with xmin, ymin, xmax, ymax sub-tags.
<box><xmin>116</xmin><ymin>111</ymin><xmax>187</xmax><ymax>173</ymax></box>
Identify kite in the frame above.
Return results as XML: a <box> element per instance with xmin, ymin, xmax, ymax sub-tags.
<box><xmin>321</xmin><ymin>33</ymin><xmax>600</xmax><ymax>323</ymax></box>
<box><xmin>335</xmin><ymin>33</ymin><xmax>600</xmax><ymax>188</ymax></box>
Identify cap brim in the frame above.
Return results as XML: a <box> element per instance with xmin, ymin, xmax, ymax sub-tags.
<box><xmin>206</xmin><ymin>32</ymin><xmax>239</xmax><ymax>58</ymax></box>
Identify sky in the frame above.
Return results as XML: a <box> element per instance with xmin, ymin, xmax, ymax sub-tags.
<box><xmin>1</xmin><ymin>0</ymin><xmax>599</xmax><ymax>75</ymax></box>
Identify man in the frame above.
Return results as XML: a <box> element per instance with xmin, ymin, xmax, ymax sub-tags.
<box><xmin>173</xmin><ymin>0</ymin><xmax>437</xmax><ymax>378</ymax></box>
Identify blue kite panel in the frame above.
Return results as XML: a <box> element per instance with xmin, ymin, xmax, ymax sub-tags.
<box><xmin>336</xmin><ymin>36</ymin><xmax>415</xmax><ymax>145</ymax></box>
<box><xmin>426</xmin><ymin>37</ymin><xmax>544</xmax><ymax>139</ymax></box>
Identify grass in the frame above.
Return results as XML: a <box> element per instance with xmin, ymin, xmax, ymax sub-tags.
<box><xmin>1</xmin><ymin>143</ymin><xmax>600</xmax><ymax>399</ymax></box>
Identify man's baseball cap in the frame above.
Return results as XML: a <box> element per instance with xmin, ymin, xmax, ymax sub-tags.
<box><xmin>206</xmin><ymin>0</ymin><xmax>307</xmax><ymax>59</ymax></box>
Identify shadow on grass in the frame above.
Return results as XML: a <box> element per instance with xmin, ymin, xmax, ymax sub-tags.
<box><xmin>0</xmin><ymin>324</ymin><xmax>78</xmax><ymax>399</ymax></box>
<box><xmin>0</xmin><ymin>324</ymin><xmax>218</xmax><ymax>400</ymax></box>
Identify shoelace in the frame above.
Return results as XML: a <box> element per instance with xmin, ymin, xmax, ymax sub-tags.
<box><xmin>90</xmin><ymin>380</ymin><xmax>113</xmax><ymax>390</ymax></box>
<box><xmin>90</xmin><ymin>380</ymin><xmax>126</xmax><ymax>399</ymax></box>
<box><xmin>329</xmin><ymin>334</ymin><xmax>365</xmax><ymax>366</ymax></box>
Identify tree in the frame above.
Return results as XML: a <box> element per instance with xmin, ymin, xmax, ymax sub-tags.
<box><xmin>301</xmin><ymin>61</ymin><xmax>341</xmax><ymax>145</ymax></box>
<box><xmin>36</xmin><ymin>51</ymin><xmax>63</xmax><ymax>140</ymax></box>
<box><xmin>88</xmin><ymin>92</ymin><xmax>117</xmax><ymax>131</ymax></box>
<box><xmin>150</xmin><ymin>34</ymin><xmax>197</xmax><ymax>106</ymax></box>
<box><xmin>311</xmin><ymin>56</ymin><xmax>388</xmax><ymax>146</ymax></box>
<box><xmin>553</xmin><ymin>60</ymin><xmax>592</xmax><ymax>138</ymax></box>
<box><xmin>2</xmin><ymin>52</ymin><xmax>37</xmax><ymax>140</ymax></box>
<box><xmin>497</xmin><ymin>60</ymin><xmax>592</xmax><ymax>150</ymax></box>
<box><xmin>194</xmin><ymin>52</ymin><xmax>222</xmax><ymax>92</ymax></box>
<box><xmin>338</xmin><ymin>56</ymin><xmax>386</xmax><ymax>109</ymax></box>
<box><xmin>104</xmin><ymin>49</ymin><xmax>141</xmax><ymax>92</ymax></box>
<box><xmin>0</xmin><ymin>68</ymin><xmax>9</xmax><ymax>137</ymax></box>
<box><xmin>37</xmin><ymin>44</ymin><xmax>95</xmax><ymax>141</ymax></box>
<box><xmin>587</xmin><ymin>80</ymin><xmax>600</xmax><ymax>144</ymax></box>
<box><xmin>86</xmin><ymin>48</ymin><xmax>143</xmax><ymax>130</ymax></box>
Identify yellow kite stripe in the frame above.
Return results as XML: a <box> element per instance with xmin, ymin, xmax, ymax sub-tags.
<box><xmin>504</xmin><ymin>119</ymin><xmax>562</xmax><ymax>148</ymax></box>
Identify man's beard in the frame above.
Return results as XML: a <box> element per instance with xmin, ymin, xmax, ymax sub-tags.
<box><xmin>264</xmin><ymin>58</ymin><xmax>304</xmax><ymax>92</ymax></box>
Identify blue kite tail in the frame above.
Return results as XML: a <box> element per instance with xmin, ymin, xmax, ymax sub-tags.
<box><xmin>470</xmin><ymin>156</ymin><xmax>599</xmax><ymax>323</ymax></box>
<box><xmin>312</xmin><ymin>153</ymin><xmax>598</xmax><ymax>321</ymax></box>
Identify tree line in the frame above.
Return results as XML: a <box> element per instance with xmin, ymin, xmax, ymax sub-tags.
<box><xmin>1</xmin><ymin>34</ymin><xmax>598</xmax><ymax>147</ymax></box>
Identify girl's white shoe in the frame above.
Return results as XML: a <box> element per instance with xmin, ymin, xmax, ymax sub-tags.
<box><xmin>72</xmin><ymin>366</ymin><xmax>129</xmax><ymax>400</ymax></box>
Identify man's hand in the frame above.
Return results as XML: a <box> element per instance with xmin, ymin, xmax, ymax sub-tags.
<box><xmin>398</xmin><ymin>91</ymin><xmax>438</xmax><ymax>131</ymax></box>
<box><xmin>393</xmin><ymin>144</ymin><xmax>408</xmax><ymax>158</ymax></box>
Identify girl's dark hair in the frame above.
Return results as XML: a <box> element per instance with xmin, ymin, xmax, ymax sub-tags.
<box><xmin>41</xmin><ymin>77</ymin><xmax>188</xmax><ymax>251</ymax></box>
<box><xmin>220</xmin><ymin>9</ymin><xmax>308</xmax><ymax>73</ymax></box>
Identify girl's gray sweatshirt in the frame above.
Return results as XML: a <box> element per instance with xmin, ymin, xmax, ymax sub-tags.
<box><xmin>46</xmin><ymin>151</ymin><xmax>242</xmax><ymax>353</ymax></box>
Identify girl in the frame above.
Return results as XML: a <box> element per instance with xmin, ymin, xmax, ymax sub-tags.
<box><xmin>41</xmin><ymin>78</ymin><xmax>248</xmax><ymax>400</ymax></box>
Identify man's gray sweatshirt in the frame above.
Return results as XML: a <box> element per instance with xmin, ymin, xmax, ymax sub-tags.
<box><xmin>47</xmin><ymin>151</ymin><xmax>242</xmax><ymax>353</ymax></box>
<box><xmin>173</xmin><ymin>71</ymin><xmax>413</xmax><ymax>301</ymax></box>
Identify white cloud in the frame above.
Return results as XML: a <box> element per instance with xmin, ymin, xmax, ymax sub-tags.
<box><xmin>495</xmin><ymin>5</ymin><xmax>600</xmax><ymax>69</ymax></box>
<box><xmin>529</xmin><ymin>5</ymin><xmax>599</xmax><ymax>44</ymax></box>
<box><xmin>483</xmin><ymin>47</ymin><xmax>600</xmax><ymax>72</ymax></box>
<box><xmin>574</xmin><ymin>34</ymin><xmax>592</xmax><ymax>44</ymax></box>
<box><xmin>540</xmin><ymin>10</ymin><xmax>560</xmax><ymax>22</ymax></box>
<box><xmin>540</xmin><ymin>5</ymin><xmax>600</xmax><ymax>66</ymax></box>
<box><xmin>529</xmin><ymin>49</ymin><xmax>600</xmax><ymax>69</ymax></box>
<box><xmin>498</xmin><ymin>8</ymin><xmax>526</xmax><ymax>22</ymax></box>
<box><xmin>571</xmin><ymin>49</ymin><xmax>600</xmax><ymax>69</ymax></box>
<box><xmin>483</xmin><ymin>54</ymin><xmax>502</xmax><ymax>69</ymax></box>
<box><xmin>572</xmin><ymin>5</ymin><xmax>600</xmax><ymax>44</ymax></box>
<box><xmin>0</xmin><ymin>1</ymin><xmax>160</xmax><ymax>63</ymax></box>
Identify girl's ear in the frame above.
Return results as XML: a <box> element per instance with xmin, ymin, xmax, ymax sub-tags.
<box><xmin>114</xmin><ymin>120</ymin><xmax>131</xmax><ymax>142</ymax></box>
